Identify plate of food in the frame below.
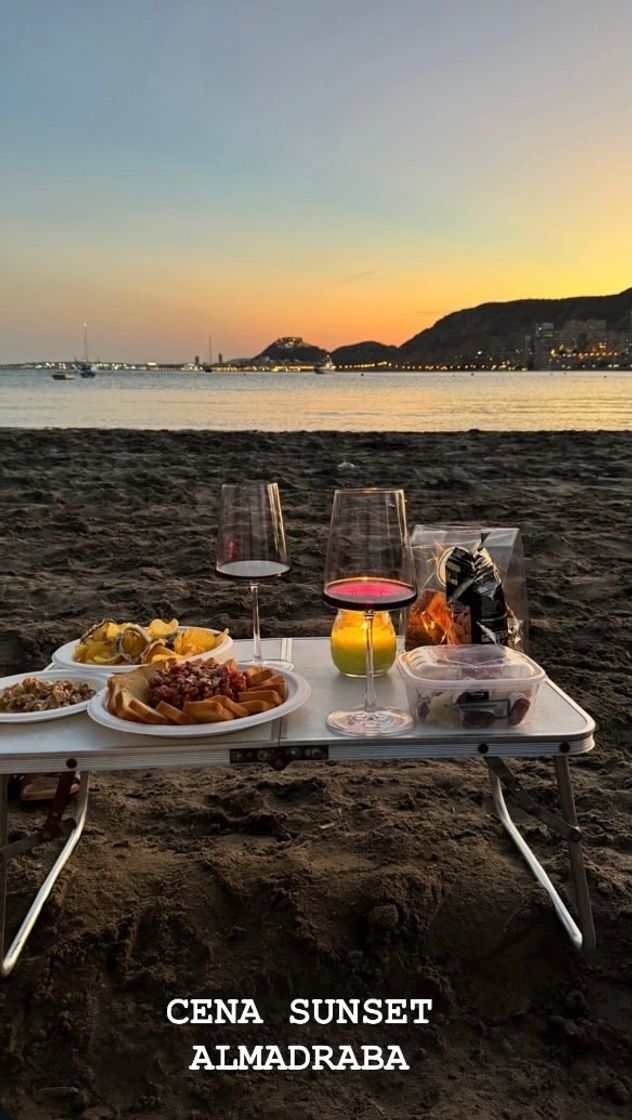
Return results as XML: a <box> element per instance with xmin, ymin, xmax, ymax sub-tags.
<box><xmin>51</xmin><ymin>617</ymin><xmax>233</xmax><ymax>672</ymax></box>
<box><xmin>0</xmin><ymin>670</ymin><xmax>99</xmax><ymax>723</ymax></box>
<box><xmin>87</xmin><ymin>658</ymin><xmax>311</xmax><ymax>738</ymax></box>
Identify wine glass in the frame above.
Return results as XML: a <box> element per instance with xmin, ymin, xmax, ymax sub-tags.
<box><xmin>323</xmin><ymin>488</ymin><xmax>416</xmax><ymax>736</ymax></box>
<box><xmin>216</xmin><ymin>481</ymin><xmax>292</xmax><ymax>669</ymax></box>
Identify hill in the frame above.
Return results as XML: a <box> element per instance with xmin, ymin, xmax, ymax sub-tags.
<box><xmin>256</xmin><ymin>336</ymin><xmax>327</xmax><ymax>364</ymax></box>
<box><xmin>398</xmin><ymin>289</ymin><xmax>632</xmax><ymax>365</ymax></box>
<box><xmin>331</xmin><ymin>340</ymin><xmax>398</xmax><ymax>366</ymax></box>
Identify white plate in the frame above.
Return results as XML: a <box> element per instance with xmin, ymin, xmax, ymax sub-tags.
<box><xmin>87</xmin><ymin>665</ymin><xmax>311</xmax><ymax>738</ymax></box>
<box><xmin>51</xmin><ymin>626</ymin><xmax>233</xmax><ymax>673</ymax></box>
<box><xmin>0</xmin><ymin>670</ymin><xmax>101</xmax><ymax>723</ymax></box>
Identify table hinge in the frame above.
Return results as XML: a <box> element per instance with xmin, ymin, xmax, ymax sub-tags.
<box><xmin>486</xmin><ymin>758</ymin><xmax>581</xmax><ymax>842</ymax></box>
<box><xmin>229</xmin><ymin>745</ymin><xmax>329</xmax><ymax>771</ymax></box>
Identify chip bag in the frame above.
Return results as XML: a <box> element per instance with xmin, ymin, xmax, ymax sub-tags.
<box><xmin>404</xmin><ymin>526</ymin><xmax>528</xmax><ymax>650</ymax></box>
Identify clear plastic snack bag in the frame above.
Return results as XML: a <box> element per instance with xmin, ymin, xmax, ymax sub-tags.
<box><xmin>404</xmin><ymin>525</ymin><xmax>528</xmax><ymax>650</ymax></box>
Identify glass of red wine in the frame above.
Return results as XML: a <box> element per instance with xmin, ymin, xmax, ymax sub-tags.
<box><xmin>216</xmin><ymin>481</ymin><xmax>292</xmax><ymax>669</ymax></box>
<box><xmin>323</xmin><ymin>487</ymin><xmax>416</xmax><ymax>736</ymax></box>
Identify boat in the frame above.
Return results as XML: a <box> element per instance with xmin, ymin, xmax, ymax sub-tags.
<box><xmin>52</xmin><ymin>371</ymin><xmax>76</xmax><ymax>381</ymax></box>
<box><xmin>75</xmin><ymin>323</ymin><xmax>97</xmax><ymax>376</ymax></box>
<box><xmin>76</xmin><ymin>361</ymin><xmax>96</xmax><ymax>378</ymax></box>
<box><xmin>315</xmin><ymin>356</ymin><xmax>336</xmax><ymax>374</ymax></box>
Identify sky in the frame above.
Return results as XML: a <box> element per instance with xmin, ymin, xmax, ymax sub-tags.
<box><xmin>0</xmin><ymin>0</ymin><xmax>631</xmax><ymax>362</ymax></box>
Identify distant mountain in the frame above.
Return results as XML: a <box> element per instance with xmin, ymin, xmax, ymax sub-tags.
<box><xmin>247</xmin><ymin>290</ymin><xmax>631</xmax><ymax>369</ymax></box>
<box><xmin>398</xmin><ymin>289</ymin><xmax>632</xmax><ymax>365</ymax></box>
<box><xmin>257</xmin><ymin>336</ymin><xmax>327</xmax><ymax>364</ymax></box>
<box><xmin>331</xmin><ymin>340</ymin><xmax>398</xmax><ymax>366</ymax></box>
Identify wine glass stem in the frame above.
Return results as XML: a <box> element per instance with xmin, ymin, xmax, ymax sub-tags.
<box><xmin>364</xmin><ymin>610</ymin><xmax>377</xmax><ymax>713</ymax></box>
<box><xmin>250</xmin><ymin>581</ymin><xmax>262</xmax><ymax>665</ymax></box>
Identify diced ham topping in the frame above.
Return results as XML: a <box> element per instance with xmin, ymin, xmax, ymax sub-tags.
<box><xmin>148</xmin><ymin>659</ymin><xmax>247</xmax><ymax>711</ymax></box>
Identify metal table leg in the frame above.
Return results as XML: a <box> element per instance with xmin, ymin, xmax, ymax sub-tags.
<box><xmin>0</xmin><ymin>776</ymin><xmax>8</xmax><ymax>972</ymax></box>
<box><xmin>487</xmin><ymin>759</ymin><xmax>596</xmax><ymax>953</ymax></box>
<box><xmin>553</xmin><ymin>756</ymin><xmax>597</xmax><ymax>952</ymax></box>
<box><xmin>0</xmin><ymin>771</ymin><xmax>90</xmax><ymax>979</ymax></box>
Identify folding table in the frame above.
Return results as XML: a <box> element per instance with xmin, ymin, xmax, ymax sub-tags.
<box><xmin>0</xmin><ymin>637</ymin><xmax>596</xmax><ymax>978</ymax></box>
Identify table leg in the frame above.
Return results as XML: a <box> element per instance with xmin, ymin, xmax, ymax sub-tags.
<box><xmin>487</xmin><ymin>761</ymin><xmax>595</xmax><ymax>952</ymax></box>
<box><xmin>554</xmin><ymin>756</ymin><xmax>597</xmax><ymax>953</ymax></box>
<box><xmin>1</xmin><ymin>771</ymin><xmax>90</xmax><ymax>979</ymax></box>
<box><xmin>0</xmin><ymin>775</ymin><xmax>8</xmax><ymax>968</ymax></box>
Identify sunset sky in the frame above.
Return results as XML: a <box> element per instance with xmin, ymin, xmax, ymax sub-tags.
<box><xmin>1</xmin><ymin>0</ymin><xmax>631</xmax><ymax>362</ymax></box>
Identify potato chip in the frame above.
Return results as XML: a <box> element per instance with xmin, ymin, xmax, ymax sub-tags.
<box><xmin>173</xmin><ymin>627</ymin><xmax>217</xmax><ymax>656</ymax></box>
<box><xmin>147</xmin><ymin>618</ymin><xmax>179</xmax><ymax>640</ymax></box>
<box><xmin>142</xmin><ymin>642</ymin><xmax>177</xmax><ymax>664</ymax></box>
<box><xmin>75</xmin><ymin>640</ymin><xmax>121</xmax><ymax>665</ymax></box>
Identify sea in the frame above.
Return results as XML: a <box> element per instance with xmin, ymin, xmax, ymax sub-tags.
<box><xmin>0</xmin><ymin>368</ymin><xmax>630</xmax><ymax>431</ymax></box>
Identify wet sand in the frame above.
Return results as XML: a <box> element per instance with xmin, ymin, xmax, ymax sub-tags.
<box><xmin>0</xmin><ymin>429</ymin><xmax>631</xmax><ymax>1120</ymax></box>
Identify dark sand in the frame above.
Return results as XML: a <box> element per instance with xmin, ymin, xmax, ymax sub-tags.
<box><xmin>0</xmin><ymin>429</ymin><xmax>631</xmax><ymax>1120</ymax></box>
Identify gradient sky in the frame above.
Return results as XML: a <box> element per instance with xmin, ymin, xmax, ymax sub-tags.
<box><xmin>1</xmin><ymin>0</ymin><xmax>631</xmax><ymax>362</ymax></box>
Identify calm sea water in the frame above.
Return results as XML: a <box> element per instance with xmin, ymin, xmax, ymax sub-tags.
<box><xmin>0</xmin><ymin>368</ymin><xmax>630</xmax><ymax>430</ymax></box>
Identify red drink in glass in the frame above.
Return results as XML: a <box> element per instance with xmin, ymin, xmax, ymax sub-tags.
<box><xmin>324</xmin><ymin>577</ymin><xmax>416</xmax><ymax>612</ymax></box>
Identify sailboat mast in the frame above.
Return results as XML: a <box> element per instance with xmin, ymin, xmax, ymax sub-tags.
<box><xmin>208</xmin><ymin>334</ymin><xmax>213</xmax><ymax>365</ymax></box>
<box><xmin>83</xmin><ymin>322</ymin><xmax>89</xmax><ymax>363</ymax></box>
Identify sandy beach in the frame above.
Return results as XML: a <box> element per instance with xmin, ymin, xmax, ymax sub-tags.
<box><xmin>0</xmin><ymin>428</ymin><xmax>631</xmax><ymax>1120</ymax></box>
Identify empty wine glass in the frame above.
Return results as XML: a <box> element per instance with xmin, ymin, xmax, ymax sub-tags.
<box><xmin>323</xmin><ymin>487</ymin><xmax>416</xmax><ymax>736</ymax></box>
<box><xmin>216</xmin><ymin>481</ymin><xmax>292</xmax><ymax>669</ymax></box>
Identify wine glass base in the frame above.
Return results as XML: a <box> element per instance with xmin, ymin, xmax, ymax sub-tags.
<box><xmin>326</xmin><ymin>706</ymin><xmax>413</xmax><ymax>738</ymax></box>
<box><xmin>240</xmin><ymin>658</ymin><xmax>294</xmax><ymax>671</ymax></box>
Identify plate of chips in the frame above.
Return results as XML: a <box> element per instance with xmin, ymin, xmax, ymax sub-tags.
<box><xmin>86</xmin><ymin>660</ymin><xmax>311</xmax><ymax>737</ymax></box>
<box><xmin>51</xmin><ymin>618</ymin><xmax>233</xmax><ymax>672</ymax></box>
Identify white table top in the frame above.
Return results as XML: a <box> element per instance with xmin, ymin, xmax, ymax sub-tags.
<box><xmin>0</xmin><ymin>638</ymin><xmax>595</xmax><ymax>773</ymax></box>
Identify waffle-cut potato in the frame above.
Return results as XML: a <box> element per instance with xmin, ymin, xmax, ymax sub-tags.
<box><xmin>183</xmin><ymin>699</ymin><xmax>237</xmax><ymax>723</ymax></box>
<box><xmin>264</xmin><ymin>675</ymin><xmax>287</xmax><ymax>698</ymax></box>
<box><xmin>241</xmin><ymin>668</ymin><xmax>286</xmax><ymax>696</ymax></box>
<box><xmin>238</xmin><ymin>688</ymin><xmax>282</xmax><ymax>705</ymax></box>
<box><xmin>243</xmin><ymin>667</ymin><xmax>277</xmax><ymax>686</ymax></box>
<box><xmin>184</xmin><ymin>695</ymin><xmax>249</xmax><ymax>720</ymax></box>
<box><xmin>155</xmin><ymin>701</ymin><xmax>194</xmax><ymax>725</ymax></box>
<box><xmin>240</xmin><ymin>699</ymin><xmax>276</xmax><ymax>714</ymax></box>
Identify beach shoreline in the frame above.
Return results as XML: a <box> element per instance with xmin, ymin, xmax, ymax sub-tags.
<box><xmin>1</xmin><ymin>428</ymin><xmax>631</xmax><ymax>1120</ymax></box>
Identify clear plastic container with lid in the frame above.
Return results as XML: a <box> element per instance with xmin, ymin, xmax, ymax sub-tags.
<box><xmin>396</xmin><ymin>645</ymin><xmax>546</xmax><ymax>730</ymax></box>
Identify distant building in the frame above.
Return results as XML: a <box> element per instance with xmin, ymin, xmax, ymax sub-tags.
<box><xmin>533</xmin><ymin>322</ymin><xmax>555</xmax><ymax>369</ymax></box>
<box><xmin>274</xmin><ymin>337</ymin><xmax>304</xmax><ymax>349</ymax></box>
<box><xmin>530</xmin><ymin>317</ymin><xmax>630</xmax><ymax>369</ymax></box>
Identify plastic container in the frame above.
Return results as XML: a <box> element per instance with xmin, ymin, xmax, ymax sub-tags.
<box><xmin>396</xmin><ymin>644</ymin><xmax>546</xmax><ymax>730</ymax></box>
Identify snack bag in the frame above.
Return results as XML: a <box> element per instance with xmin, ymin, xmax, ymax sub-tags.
<box><xmin>444</xmin><ymin>544</ymin><xmax>508</xmax><ymax>645</ymax></box>
<box><xmin>404</xmin><ymin>526</ymin><xmax>528</xmax><ymax>650</ymax></box>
